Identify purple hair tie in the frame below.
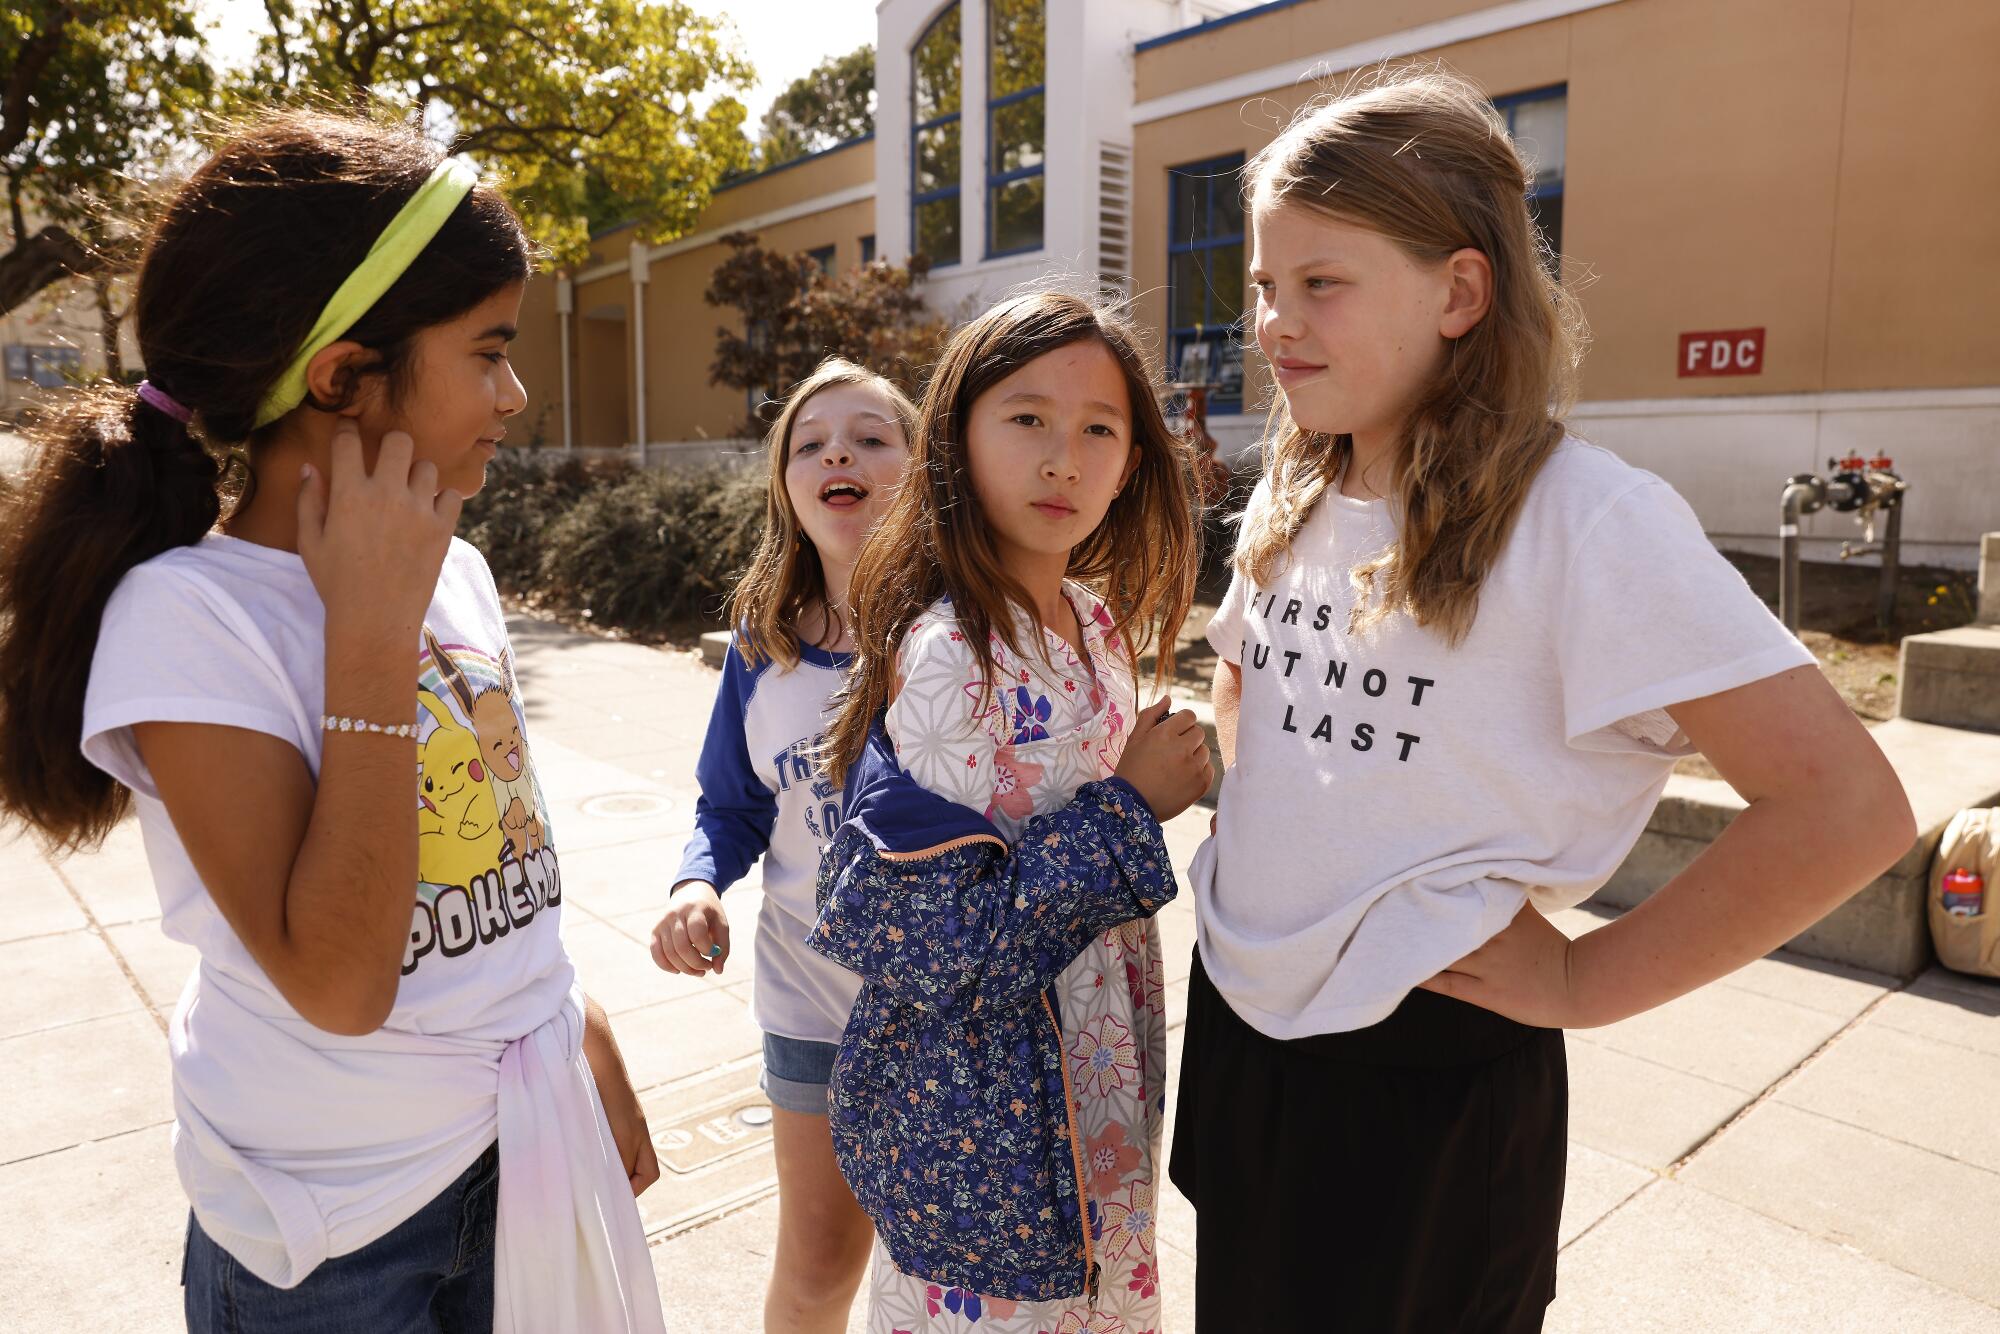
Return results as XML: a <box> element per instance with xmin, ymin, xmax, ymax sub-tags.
<box><xmin>136</xmin><ymin>380</ymin><xmax>193</xmax><ymax>425</ymax></box>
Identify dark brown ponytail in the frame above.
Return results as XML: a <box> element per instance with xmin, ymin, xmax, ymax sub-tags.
<box><xmin>0</xmin><ymin>109</ymin><xmax>531</xmax><ymax>851</ymax></box>
<box><xmin>0</xmin><ymin>390</ymin><xmax>223</xmax><ymax>849</ymax></box>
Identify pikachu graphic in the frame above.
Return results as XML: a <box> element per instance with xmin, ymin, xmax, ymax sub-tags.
<box><xmin>416</xmin><ymin>629</ymin><xmax>506</xmax><ymax>888</ymax></box>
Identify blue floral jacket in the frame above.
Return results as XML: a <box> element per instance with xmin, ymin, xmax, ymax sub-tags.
<box><xmin>809</xmin><ymin>717</ymin><xmax>1178</xmax><ymax>1303</ymax></box>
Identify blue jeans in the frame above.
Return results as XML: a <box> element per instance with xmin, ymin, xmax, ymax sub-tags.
<box><xmin>760</xmin><ymin>1032</ymin><xmax>838</xmax><ymax>1115</ymax></box>
<box><xmin>183</xmin><ymin>1143</ymin><xmax>498</xmax><ymax>1334</ymax></box>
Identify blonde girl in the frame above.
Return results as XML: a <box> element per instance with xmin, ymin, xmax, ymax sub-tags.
<box><xmin>648</xmin><ymin>357</ymin><xmax>917</xmax><ymax>1334</ymax></box>
<box><xmin>1174</xmin><ymin>66</ymin><xmax>1913</xmax><ymax>1331</ymax></box>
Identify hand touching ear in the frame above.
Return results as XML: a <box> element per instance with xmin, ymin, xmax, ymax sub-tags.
<box><xmin>298</xmin><ymin>421</ymin><xmax>461</xmax><ymax>645</ymax></box>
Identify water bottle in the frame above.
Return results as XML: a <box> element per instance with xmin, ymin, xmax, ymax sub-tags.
<box><xmin>1940</xmin><ymin>868</ymin><xmax>1985</xmax><ymax>918</ymax></box>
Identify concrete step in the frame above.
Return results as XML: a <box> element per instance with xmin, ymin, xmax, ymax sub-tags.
<box><xmin>1896</xmin><ymin>624</ymin><xmax>2000</xmax><ymax>732</ymax></box>
<box><xmin>1599</xmin><ymin>718</ymin><xmax>2000</xmax><ymax>976</ymax></box>
<box><xmin>698</xmin><ymin>630</ymin><xmax>729</xmax><ymax>669</ymax></box>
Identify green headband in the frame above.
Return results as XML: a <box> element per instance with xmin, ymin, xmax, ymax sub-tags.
<box><xmin>254</xmin><ymin>156</ymin><xmax>480</xmax><ymax>428</ymax></box>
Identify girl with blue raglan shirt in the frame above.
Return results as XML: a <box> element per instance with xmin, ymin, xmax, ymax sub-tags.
<box><xmin>648</xmin><ymin>358</ymin><xmax>916</xmax><ymax>1334</ymax></box>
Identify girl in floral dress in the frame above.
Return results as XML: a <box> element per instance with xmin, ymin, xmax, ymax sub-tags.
<box><xmin>814</xmin><ymin>291</ymin><xmax>1210</xmax><ymax>1334</ymax></box>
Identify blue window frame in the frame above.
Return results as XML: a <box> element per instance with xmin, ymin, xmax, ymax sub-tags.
<box><xmin>985</xmin><ymin>0</ymin><xmax>1045</xmax><ymax>258</ymax></box>
<box><xmin>1166</xmin><ymin>153</ymin><xmax>1246</xmax><ymax>411</ymax></box>
<box><xmin>911</xmin><ymin>5</ymin><xmax>963</xmax><ymax>267</ymax></box>
<box><xmin>861</xmin><ymin>234</ymin><xmax>876</xmax><ymax>264</ymax></box>
<box><xmin>1493</xmin><ymin>85</ymin><xmax>1566</xmax><ymax>264</ymax></box>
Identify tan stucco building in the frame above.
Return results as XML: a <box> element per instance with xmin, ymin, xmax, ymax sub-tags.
<box><xmin>513</xmin><ymin>0</ymin><xmax>2000</xmax><ymax>566</ymax></box>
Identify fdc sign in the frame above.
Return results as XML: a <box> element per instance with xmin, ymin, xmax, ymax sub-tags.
<box><xmin>1678</xmin><ymin>328</ymin><xmax>1765</xmax><ymax>377</ymax></box>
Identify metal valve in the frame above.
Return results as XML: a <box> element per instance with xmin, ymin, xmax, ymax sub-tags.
<box><xmin>1779</xmin><ymin>459</ymin><xmax>1908</xmax><ymax>634</ymax></box>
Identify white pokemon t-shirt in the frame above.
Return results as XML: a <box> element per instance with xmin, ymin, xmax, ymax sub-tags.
<box><xmin>82</xmin><ymin>533</ymin><xmax>573</xmax><ymax>1282</ymax></box>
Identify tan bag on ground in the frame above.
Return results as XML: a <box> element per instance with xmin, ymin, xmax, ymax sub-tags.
<box><xmin>1930</xmin><ymin>807</ymin><xmax>2000</xmax><ymax>978</ymax></box>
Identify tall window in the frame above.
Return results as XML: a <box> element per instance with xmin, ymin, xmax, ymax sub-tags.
<box><xmin>806</xmin><ymin>244</ymin><xmax>836</xmax><ymax>277</ymax></box>
<box><xmin>986</xmin><ymin>0</ymin><xmax>1045</xmax><ymax>257</ymax></box>
<box><xmin>1166</xmin><ymin>154</ymin><xmax>1246</xmax><ymax>410</ymax></box>
<box><xmin>1495</xmin><ymin>85</ymin><xmax>1566</xmax><ymax>264</ymax></box>
<box><xmin>911</xmin><ymin>5</ymin><xmax>963</xmax><ymax>267</ymax></box>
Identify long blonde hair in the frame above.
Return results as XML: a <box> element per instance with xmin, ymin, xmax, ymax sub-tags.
<box><xmin>1238</xmin><ymin>64</ymin><xmax>1586</xmax><ymax>644</ymax></box>
<box><xmin>727</xmin><ymin>357</ymin><xmax>919</xmax><ymax>670</ymax></box>
<box><xmin>821</xmin><ymin>291</ymin><xmax>1200</xmax><ymax>788</ymax></box>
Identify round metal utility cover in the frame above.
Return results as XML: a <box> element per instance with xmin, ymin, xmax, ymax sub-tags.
<box><xmin>577</xmin><ymin>791</ymin><xmax>675</xmax><ymax>820</ymax></box>
<box><xmin>736</xmin><ymin>1105</ymin><xmax>774</xmax><ymax>1128</ymax></box>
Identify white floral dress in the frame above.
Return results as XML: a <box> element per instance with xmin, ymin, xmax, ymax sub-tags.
<box><xmin>866</xmin><ymin>585</ymin><xmax>1169</xmax><ymax>1334</ymax></box>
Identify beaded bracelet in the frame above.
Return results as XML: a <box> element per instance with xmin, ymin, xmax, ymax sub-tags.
<box><xmin>321</xmin><ymin>714</ymin><xmax>418</xmax><ymax>739</ymax></box>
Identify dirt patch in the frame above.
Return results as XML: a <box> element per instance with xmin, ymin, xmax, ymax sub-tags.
<box><xmin>1671</xmin><ymin>554</ymin><xmax>1977</xmax><ymax>778</ymax></box>
<box><xmin>1720</xmin><ymin>552</ymin><xmax>1978</xmax><ymax>647</ymax></box>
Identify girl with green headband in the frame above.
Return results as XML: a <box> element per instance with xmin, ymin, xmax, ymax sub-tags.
<box><xmin>0</xmin><ymin>110</ymin><xmax>665</xmax><ymax>1332</ymax></box>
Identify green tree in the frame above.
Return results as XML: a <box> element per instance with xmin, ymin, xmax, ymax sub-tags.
<box><xmin>706</xmin><ymin>232</ymin><xmax>942</xmax><ymax>434</ymax></box>
<box><xmin>0</xmin><ymin>0</ymin><xmax>212</xmax><ymax>317</ymax></box>
<box><xmin>757</xmin><ymin>44</ymin><xmax>874</xmax><ymax>168</ymax></box>
<box><xmin>240</xmin><ymin>0</ymin><xmax>755</xmax><ymax>263</ymax></box>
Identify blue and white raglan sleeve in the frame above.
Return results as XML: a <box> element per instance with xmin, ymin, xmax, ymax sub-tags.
<box><xmin>674</xmin><ymin>640</ymin><xmax>779</xmax><ymax>893</ymax></box>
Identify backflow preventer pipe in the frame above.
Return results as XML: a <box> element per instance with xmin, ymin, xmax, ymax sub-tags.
<box><xmin>1875</xmin><ymin>500</ymin><xmax>1904</xmax><ymax>632</ymax></box>
<box><xmin>1779</xmin><ymin>477</ymin><xmax>1821</xmax><ymax>634</ymax></box>
<box><xmin>1777</xmin><ymin>458</ymin><xmax>1908</xmax><ymax>636</ymax></box>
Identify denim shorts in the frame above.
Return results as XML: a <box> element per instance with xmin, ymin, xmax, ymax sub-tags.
<box><xmin>761</xmin><ymin>1032</ymin><xmax>839</xmax><ymax>1115</ymax></box>
<box><xmin>183</xmin><ymin>1142</ymin><xmax>498</xmax><ymax>1334</ymax></box>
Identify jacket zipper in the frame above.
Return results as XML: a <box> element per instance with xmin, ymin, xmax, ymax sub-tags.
<box><xmin>876</xmin><ymin>832</ymin><xmax>1008</xmax><ymax>862</ymax></box>
<box><xmin>1041</xmin><ymin>991</ymin><xmax>1099</xmax><ymax>1304</ymax></box>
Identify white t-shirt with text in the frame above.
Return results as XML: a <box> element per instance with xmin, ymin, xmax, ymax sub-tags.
<box><xmin>1192</xmin><ymin>439</ymin><xmax>1814</xmax><ymax>1038</ymax></box>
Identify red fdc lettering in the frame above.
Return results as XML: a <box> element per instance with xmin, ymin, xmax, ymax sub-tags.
<box><xmin>1678</xmin><ymin>327</ymin><xmax>1765</xmax><ymax>377</ymax></box>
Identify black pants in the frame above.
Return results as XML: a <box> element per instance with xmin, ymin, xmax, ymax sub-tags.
<box><xmin>1170</xmin><ymin>952</ymin><xmax>1566</xmax><ymax>1333</ymax></box>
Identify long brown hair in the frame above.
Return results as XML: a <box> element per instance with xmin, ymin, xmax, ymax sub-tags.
<box><xmin>728</xmin><ymin>357</ymin><xmax>919</xmax><ymax>670</ymax></box>
<box><xmin>1238</xmin><ymin>64</ymin><xmax>1586</xmax><ymax>643</ymax></box>
<box><xmin>0</xmin><ymin>109</ymin><xmax>530</xmax><ymax>852</ymax></box>
<box><xmin>822</xmin><ymin>290</ymin><xmax>1200</xmax><ymax>787</ymax></box>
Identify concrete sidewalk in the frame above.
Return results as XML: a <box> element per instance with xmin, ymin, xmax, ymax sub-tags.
<box><xmin>3</xmin><ymin>609</ymin><xmax>1997</xmax><ymax>1332</ymax></box>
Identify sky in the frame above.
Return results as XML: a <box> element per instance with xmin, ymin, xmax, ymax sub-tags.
<box><xmin>194</xmin><ymin>0</ymin><xmax>880</xmax><ymax>129</ymax></box>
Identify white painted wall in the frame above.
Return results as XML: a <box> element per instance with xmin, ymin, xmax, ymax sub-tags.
<box><xmin>877</xmin><ymin>0</ymin><xmax>1210</xmax><ymax>317</ymax></box>
<box><xmin>1211</xmin><ymin>412</ymin><xmax>1268</xmax><ymax>472</ymax></box>
<box><xmin>1572</xmin><ymin>390</ymin><xmax>2000</xmax><ymax>570</ymax></box>
<box><xmin>1209</xmin><ymin>391</ymin><xmax>1998</xmax><ymax>570</ymax></box>
<box><xmin>873</xmin><ymin>0</ymin><xmax>925</xmax><ymax>269</ymax></box>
